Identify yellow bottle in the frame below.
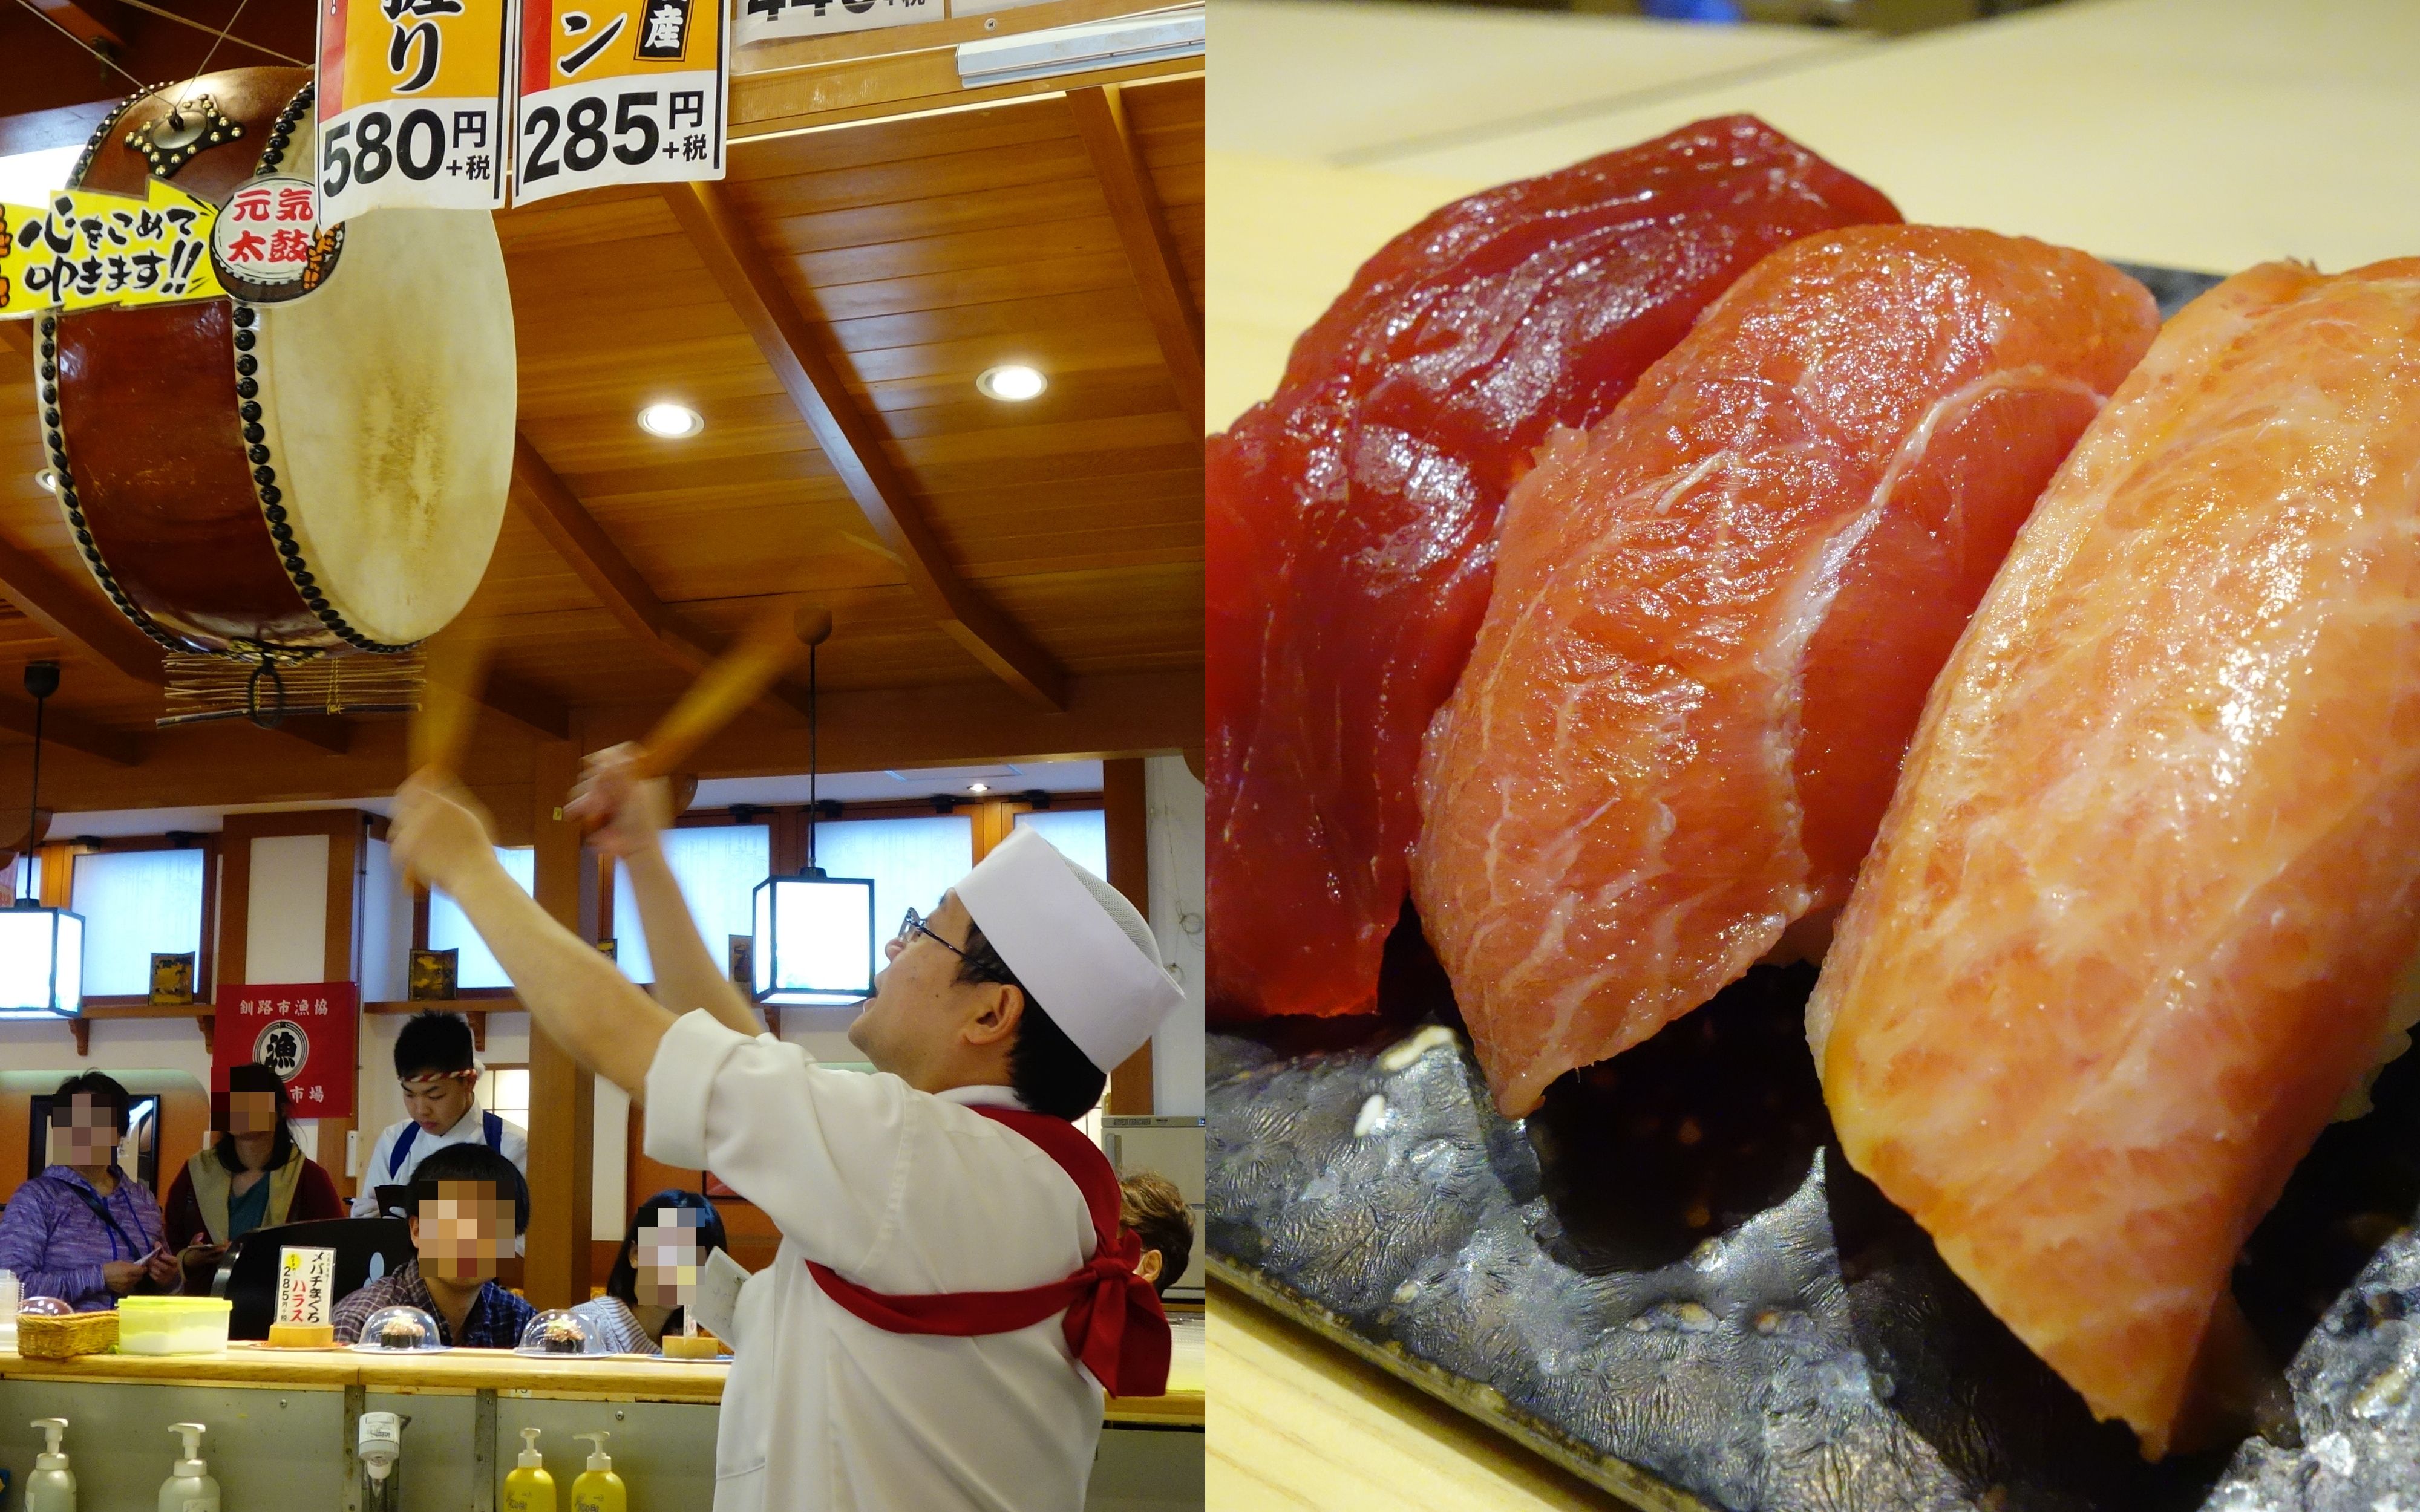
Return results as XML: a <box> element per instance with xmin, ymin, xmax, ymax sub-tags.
<box><xmin>570</xmin><ymin>1431</ymin><xmax>626</xmax><ymax>1512</ymax></box>
<box><xmin>503</xmin><ymin>1427</ymin><xmax>556</xmax><ymax>1512</ymax></box>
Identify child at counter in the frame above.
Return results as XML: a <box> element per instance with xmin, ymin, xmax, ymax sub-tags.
<box><xmin>331</xmin><ymin>1143</ymin><xmax>537</xmax><ymax>1349</ymax></box>
<box><xmin>1120</xmin><ymin>1173</ymin><xmax>1194</xmax><ymax>1299</ymax></box>
<box><xmin>573</xmin><ymin>1188</ymin><xmax>728</xmax><ymax>1354</ymax></box>
<box><xmin>0</xmin><ymin>1072</ymin><xmax>180</xmax><ymax>1311</ymax></box>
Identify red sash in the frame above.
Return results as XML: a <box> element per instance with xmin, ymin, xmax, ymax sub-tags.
<box><xmin>804</xmin><ymin>1105</ymin><xmax>1172</xmax><ymax>1398</ymax></box>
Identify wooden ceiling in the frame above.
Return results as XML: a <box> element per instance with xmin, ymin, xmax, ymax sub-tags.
<box><xmin>0</xmin><ymin>0</ymin><xmax>1203</xmax><ymax>817</ymax></box>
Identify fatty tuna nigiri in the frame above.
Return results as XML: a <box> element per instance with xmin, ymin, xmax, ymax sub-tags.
<box><xmin>1813</xmin><ymin>258</ymin><xmax>2420</xmax><ymax>1456</ymax></box>
<box><xmin>1413</xmin><ymin>226</ymin><xmax>2158</xmax><ymax>1115</ymax></box>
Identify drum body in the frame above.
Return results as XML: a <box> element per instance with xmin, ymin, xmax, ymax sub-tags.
<box><xmin>36</xmin><ymin>67</ymin><xmax>514</xmax><ymax>660</ymax></box>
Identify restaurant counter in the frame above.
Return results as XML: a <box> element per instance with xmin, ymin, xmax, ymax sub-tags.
<box><xmin>0</xmin><ymin>1318</ymin><xmax>1205</xmax><ymax>1508</ymax></box>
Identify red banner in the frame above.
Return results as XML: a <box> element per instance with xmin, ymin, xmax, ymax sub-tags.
<box><xmin>214</xmin><ymin>982</ymin><xmax>359</xmax><ymax>1120</ymax></box>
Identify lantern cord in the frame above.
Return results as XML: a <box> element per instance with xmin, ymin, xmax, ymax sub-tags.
<box><xmin>19</xmin><ymin>683</ymin><xmax>42</xmax><ymax>905</ymax></box>
<box><xmin>806</xmin><ymin>645</ymin><xmax>819</xmax><ymax>874</ymax></box>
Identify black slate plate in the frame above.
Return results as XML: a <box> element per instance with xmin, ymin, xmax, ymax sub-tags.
<box><xmin>1209</xmin><ymin>264</ymin><xmax>2420</xmax><ymax>1511</ymax></box>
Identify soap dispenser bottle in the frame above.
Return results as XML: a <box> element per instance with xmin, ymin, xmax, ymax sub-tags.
<box><xmin>158</xmin><ymin>1422</ymin><xmax>220</xmax><ymax>1512</ymax></box>
<box><xmin>26</xmin><ymin>1418</ymin><xmax>75</xmax><ymax>1512</ymax></box>
<box><xmin>504</xmin><ymin>1426</ymin><xmax>557</xmax><ymax>1512</ymax></box>
<box><xmin>570</xmin><ymin>1431</ymin><xmax>626</xmax><ymax>1512</ymax></box>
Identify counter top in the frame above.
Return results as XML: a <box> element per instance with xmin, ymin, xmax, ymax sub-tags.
<box><xmin>0</xmin><ymin>1318</ymin><xmax>1206</xmax><ymax>1424</ymax></box>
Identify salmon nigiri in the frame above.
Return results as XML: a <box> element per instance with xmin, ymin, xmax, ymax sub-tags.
<box><xmin>1209</xmin><ymin>119</ymin><xmax>1898</xmax><ymax>1024</ymax></box>
<box><xmin>1413</xmin><ymin>226</ymin><xmax>2159</xmax><ymax>1116</ymax></box>
<box><xmin>1811</xmin><ymin>258</ymin><xmax>2420</xmax><ymax>1456</ymax></box>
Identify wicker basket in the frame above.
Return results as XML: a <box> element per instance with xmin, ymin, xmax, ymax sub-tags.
<box><xmin>18</xmin><ymin>1308</ymin><xmax>119</xmax><ymax>1359</ymax></box>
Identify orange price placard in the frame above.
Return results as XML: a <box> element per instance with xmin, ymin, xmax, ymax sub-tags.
<box><xmin>512</xmin><ymin>0</ymin><xmax>728</xmax><ymax>205</ymax></box>
<box><xmin>314</xmin><ymin>0</ymin><xmax>515</xmax><ymax>221</ymax></box>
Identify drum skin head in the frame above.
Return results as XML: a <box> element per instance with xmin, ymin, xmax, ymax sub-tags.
<box><xmin>255</xmin><ymin>108</ymin><xmax>515</xmax><ymax>649</ymax></box>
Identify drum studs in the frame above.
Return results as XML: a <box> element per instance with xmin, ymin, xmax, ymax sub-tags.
<box><xmin>235</xmin><ymin>355</ymin><xmax>257</xmax><ymax>376</ymax></box>
<box><xmin>253</xmin><ymin>465</ymin><xmax>275</xmax><ymax>486</ymax></box>
<box><xmin>39</xmin><ymin>362</ymin><xmax>54</xmax><ymax>381</ymax></box>
<box><xmin>41</xmin><ymin>384</ymin><xmax>56</xmax><ymax>403</ymax></box>
<box><xmin>258</xmin><ymin>485</ymin><xmax>281</xmax><ymax>505</ymax></box>
<box><xmin>269</xmin><ymin>523</ymin><xmax>292</xmax><ymax>543</ymax></box>
<box><xmin>232</xmin><ymin>306</ymin><xmax>254</xmax><ymax>328</ymax></box>
<box><xmin>263</xmin><ymin>504</ymin><xmax>287</xmax><ymax>524</ymax></box>
<box><xmin>247</xmin><ymin>444</ymin><xmax>270</xmax><ymax>464</ymax></box>
<box><xmin>232</xmin><ymin>330</ymin><xmax>255</xmax><ymax>351</ymax></box>
<box><xmin>240</xmin><ymin>402</ymin><xmax>262</xmax><ymax>423</ymax></box>
<box><xmin>243</xmin><ymin>423</ymin><xmax>265</xmax><ymax>444</ymax></box>
<box><xmin>237</xmin><ymin>379</ymin><xmax>258</xmax><ymax>399</ymax></box>
<box><xmin>43</xmin><ymin>410</ymin><xmax>59</xmax><ymax>428</ymax></box>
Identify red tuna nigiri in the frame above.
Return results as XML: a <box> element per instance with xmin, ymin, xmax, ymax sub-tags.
<box><xmin>1209</xmin><ymin>117</ymin><xmax>1899</xmax><ymax>1023</ymax></box>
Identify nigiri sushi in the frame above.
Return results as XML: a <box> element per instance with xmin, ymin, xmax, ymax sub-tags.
<box><xmin>1811</xmin><ymin>257</ymin><xmax>2420</xmax><ymax>1456</ymax></box>
<box><xmin>1209</xmin><ymin>118</ymin><xmax>1899</xmax><ymax>1023</ymax></box>
<box><xmin>1413</xmin><ymin>226</ymin><xmax>2159</xmax><ymax>1116</ymax></box>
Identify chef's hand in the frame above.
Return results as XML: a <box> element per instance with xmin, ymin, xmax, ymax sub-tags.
<box><xmin>564</xmin><ymin>744</ymin><xmax>671</xmax><ymax>861</ymax></box>
<box><xmin>391</xmin><ymin>772</ymin><xmax>503</xmax><ymax>896</ymax></box>
<box><xmin>103</xmin><ymin>1259</ymin><xmax>148</xmax><ymax>1295</ymax></box>
<box><xmin>143</xmin><ymin>1245</ymin><xmax>182</xmax><ymax>1288</ymax></box>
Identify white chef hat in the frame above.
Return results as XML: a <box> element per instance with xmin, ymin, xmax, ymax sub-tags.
<box><xmin>955</xmin><ymin>826</ymin><xmax>1183</xmax><ymax>1074</ymax></box>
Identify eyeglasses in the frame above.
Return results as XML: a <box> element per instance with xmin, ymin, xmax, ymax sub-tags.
<box><xmin>895</xmin><ymin>908</ymin><xmax>966</xmax><ymax>957</ymax></box>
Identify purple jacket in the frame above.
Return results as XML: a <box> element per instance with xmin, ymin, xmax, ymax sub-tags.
<box><xmin>0</xmin><ymin>1165</ymin><xmax>166</xmax><ymax>1311</ymax></box>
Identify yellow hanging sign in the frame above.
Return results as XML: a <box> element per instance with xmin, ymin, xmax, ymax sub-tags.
<box><xmin>0</xmin><ymin>177</ymin><xmax>226</xmax><ymax>319</ymax></box>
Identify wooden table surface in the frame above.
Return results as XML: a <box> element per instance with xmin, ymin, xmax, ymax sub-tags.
<box><xmin>1206</xmin><ymin>0</ymin><xmax>2420</xmax><ymax>1504</ymax></box>
<box><xmin>1</xmin><ymin>1331</ymin><xmax>1207</xmax><ymax>1424</ymax></box>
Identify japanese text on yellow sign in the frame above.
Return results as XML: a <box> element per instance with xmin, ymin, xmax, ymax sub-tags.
<box><xmin>0</xmin><ymin>179</ymin><xmax>224</xmax><ymax>319</ymax></box>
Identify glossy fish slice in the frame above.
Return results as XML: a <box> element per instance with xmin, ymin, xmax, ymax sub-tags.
<box><xmin>1812</xmin><ymin>258</ymin><xmax>2420</xmax><ymax>1455</ymax></box>
<box><xmin>1210</xmin><ymin>117</ymin><xmax>1900</xmax><ymax>1023</ymax></box>
<box><xmin>1413</xmin><ymin>226</ymin><xmax>2158</xmax><ymax>1116</ymax></box>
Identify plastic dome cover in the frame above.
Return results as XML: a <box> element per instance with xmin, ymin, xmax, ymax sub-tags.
<box><xmin>353</xmin><ymin>1306</ymin><xmax>445</xmax><ymax>1351</ymax></box>
<box><xmin>517</xmin><ymin>1308</ymin><xmax>605</xmax><ymax>1356</ymax></box>
<box><xmin>16</xmin><ymin>1296</ymin><xmax>73</xmax><ymax>1317</ymax></box>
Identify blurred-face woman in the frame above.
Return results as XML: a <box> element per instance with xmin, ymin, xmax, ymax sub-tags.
<box><xmin>572</xmin><ymin>1189</ymin><xmax>728</xmax><ymax>1354</ymax></box>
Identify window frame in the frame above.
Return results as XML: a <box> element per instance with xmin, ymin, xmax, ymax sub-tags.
<box><xmin>66</xmin><ymin>834</ymin><xmax>221</xmax><ymax>1009</ymax></box>
<box><xmin>409</xmin><ymin>846</ymin><xmax>536</xmax><ymax>1002</ymax></box>
<box><xmin>588</xmin><ymin>795</ymin><xmax>1104</xmax><ymax>987</ymax></box>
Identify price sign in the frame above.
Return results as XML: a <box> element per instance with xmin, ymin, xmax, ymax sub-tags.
<box><xmin>734</xmin><ymin>0</ymin><xmax>937</xmax><ymax>45</ymax></box>
<box><xmin>277</xmin><ymin>1246</ymin><xmax>338</xmax><ymax>1328</ymax></box>
<box><xmin>315</xmin><ymin>0</ymin><xmax>515</xmax><ymax>223</ymax></box>
<box><xmin>514</xmin><ymin>0</ymin><xmax>729</xmax><ymax>206</ymax></box>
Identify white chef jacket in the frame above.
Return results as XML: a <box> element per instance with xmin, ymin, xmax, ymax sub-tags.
<box><xmin>644</xmin><ymin>1009</ymin><xmax>1104</xmax><ymax>1512</ymax></box>
<box><xmin>350</xmin><ymin>1106</ymin><xmax>531</xmax><ymax>1256</ymax></box>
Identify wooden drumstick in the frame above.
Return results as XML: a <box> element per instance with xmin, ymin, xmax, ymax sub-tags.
<box><xmin>408</xmin><ymin>611</ymin><xmax>498</xmax><ymax>780</ymax></box>
<box><xmin>630</xmin><ymin>600</ymin><xmax>832</xmax><ymax>781</ymax></box>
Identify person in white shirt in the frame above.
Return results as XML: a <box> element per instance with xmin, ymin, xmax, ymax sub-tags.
<box><xmin>350</xmin><ymin>1011</ymin><xmax>531</xmax><ymax>1260</ymax></box>
<box><xmin>388</xmin><ymin>748</ymin><xmax>1180</xmax><ymax>1512</ymax></box>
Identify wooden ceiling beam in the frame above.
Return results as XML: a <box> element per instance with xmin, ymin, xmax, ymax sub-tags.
<box><xmin>510</xmin><ymin>433</ymin><xmax>810</xmax><ymax>723</ymax></box>
<box><xmin>1067</xmin><ymin>84</ymin><xmax>1202</xmax><ymax>427</ymax></box>
<box><xmin>480</xmin><ymin>666</ymin><xmax>572</xmax><ymax>742</ymax></box>
<box><xmin>511</xmin><ymin>433</ymin><xmax>716</xmax><ymax>676</ymax></box>
<box><xmin>25</xmin><ymin>0</ymin><xmax>123</xmax><ymax>49</ymax></box>
<box><xmin>0</xmin><ymin>694</ymin><xmax>139</xmax><ymax>765</ymax></box>
<box><xmin>661</xmin><ymin>180</ymin><xmax>1070</xmax><ymax>712</ymax></box>
<box><xmin>0</xmin><ymin>533</ymin><xmax>169</xmax><ymax>690</ymax></box>
<box><xmin>0</xmin><ymin>321</ymin><xmax>30</xmax><ymax>359</ymax></box>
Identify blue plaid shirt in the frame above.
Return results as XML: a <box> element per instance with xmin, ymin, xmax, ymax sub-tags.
<box><xmin>331</xmin><ymin>1261</ymin><xmax>537</xmax><ymax>1349</ymax></box>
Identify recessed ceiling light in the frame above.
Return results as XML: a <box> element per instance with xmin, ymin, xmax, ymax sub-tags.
<box><xmin>34</xmin><ymin>469</ymin><xmax>58</xmax><ymax>493</ymax></box>
<box><xmin>637</xmin><ymin>402</ymin><xmax>703</xmax><ymax>438</ymax></box>
<box><xmin>976</xmin><ymin>365</ymin><xmax>1046</xmax><ymax>402</ymax></box>
<box><xmin>967</xmin><ymin>782</ymin><xmax>990</xmax><ymax>794</ymax></box>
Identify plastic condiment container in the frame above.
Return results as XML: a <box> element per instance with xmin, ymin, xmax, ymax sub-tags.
<box><xmin>115</xmin><ymin>1297</ymin><xmax>232</xmax><ymax>1355</ymax></box>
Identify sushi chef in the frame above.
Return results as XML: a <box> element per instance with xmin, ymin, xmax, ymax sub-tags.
<box><xmin>388</xmin><ymin>752</ymin><xmax>1179</xmax><ymax>1512</ymax></box>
